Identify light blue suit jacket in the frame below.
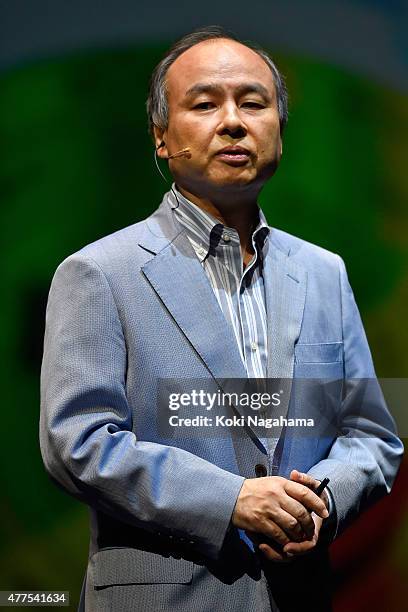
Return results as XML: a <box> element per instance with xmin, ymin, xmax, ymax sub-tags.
<box><xmin>40</xmin><ymin>190</ymin><xmax>403</xmax><ymax>611</ymax></box>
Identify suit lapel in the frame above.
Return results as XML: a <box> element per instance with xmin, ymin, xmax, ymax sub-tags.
<box><xmin>263</xmin><ymin>235</ymin><xmax>307</xmax><ymax>379</ymax></box>
<box><xmin>141</xmin><ymin>231</ymin><xmax>248</xmax><ymax>382</ymax></box>
<box><xmin>262</xmin><ymin>234</ymin><xmax>307</xmax><ymax>471</ymax></box>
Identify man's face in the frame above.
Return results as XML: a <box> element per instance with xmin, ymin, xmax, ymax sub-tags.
<box><xmin>155</xmin><ymin>38</ymin><xmax>283</xmax><ymax>199</ymax></box>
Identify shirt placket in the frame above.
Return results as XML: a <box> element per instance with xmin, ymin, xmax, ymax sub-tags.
<box><xmin>219</xmin><ymin>231</ymin><xmax>263</xmax><ymax>379</ymax></box>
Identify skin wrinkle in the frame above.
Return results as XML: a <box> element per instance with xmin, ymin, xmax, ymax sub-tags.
<box><xmin>183</xmin><ymin>82</ymin><xmax>273</xmax><ymax>105</ymax></box>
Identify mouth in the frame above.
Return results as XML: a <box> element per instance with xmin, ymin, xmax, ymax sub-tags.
<box><xmin>215</xmin><ymin>146</ymin><xmax>251</xmax><ymax>166</ymax></box>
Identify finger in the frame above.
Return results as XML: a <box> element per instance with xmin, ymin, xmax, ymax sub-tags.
<box><xmin>283</xmin><ymin>537</ymin><xmax>316</xmax><ymax>556</ymax></box>
<box><xmin>284</xmin><ymin>480</ymin><xmax>329</xmax><ymax>519</ymax></box>
<box><xmin>272</xmin><ymin>508</ymin><xmax>307</xmax><ymax>542</ymax></box>
<box><xmin>258</xmin><ymin>543</ymin><xmax>289</xmax><ymax>562</ymax></box>
<box><xmin>245</xmin><ymin>521</ymin><xmax>291</xmax><ymax>548</ymax></box>
<box><xmin>290</xmin><ymin>470</ymin><xmax>320</xmax><ymax>490</ymax></box>
<box><xmin>261</xmin><ymin>520</ymin><xmax>291</xmax><ymax>547</ymax></box>
<box><xmin>283</xmin><ymin>514</ymin><xmax>322</xmax><ymax>556</ymax></box>
<box><xmin>280</xmin><ymin>497</ymin><xmax>315</xmax><ymax>539</ymax></box>
<box><xmin>291</xmin><ymin>471</ymin><xmax>330</xmax><ymax>512</ymax></box>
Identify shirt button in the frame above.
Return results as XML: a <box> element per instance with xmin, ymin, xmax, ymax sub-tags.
<box><xmin>255</xmin><ymin>464</ymin><xmax>267</xmax><ymax>477</ymax></box>
<box><xmin>250</xmin><ymin>341</ymin><xmax>258</xmax><ymax>351</ymax></box>
<box><xmin>222</xmin><ymin>232</ymin><xmax>231</xmax><ymax>242</ymax></box>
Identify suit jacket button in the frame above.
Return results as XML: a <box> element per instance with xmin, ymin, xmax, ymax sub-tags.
<box><xmin>255</xmin><ymin>464</ymin><xmax>267</xmax><ymax>477</ymax></box>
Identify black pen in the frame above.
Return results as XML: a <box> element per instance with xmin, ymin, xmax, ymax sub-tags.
<box><xmin>315</xmin><ymin>477</ymin><xmax>330</xmax><ymax>497</ymax></box>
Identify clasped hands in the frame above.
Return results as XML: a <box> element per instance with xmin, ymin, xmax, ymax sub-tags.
<box><xmin>232</xmin><ymin>469</ymin><xmax>329</xmax><ymax>562</ymax></box>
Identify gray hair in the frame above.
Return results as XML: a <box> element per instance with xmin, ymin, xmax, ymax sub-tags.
<box><xmin>146</xmin><ymin>25</ymin><xmax>288</xmax><ymax>141</ymax></box>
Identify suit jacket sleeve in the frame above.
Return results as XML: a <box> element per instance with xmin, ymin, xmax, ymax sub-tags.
<box><xmin>307</xmin><ymin>255</ymin><xmax>404</xmax><ymax>540</ymax></box>
<box><xmin>39</xmin><ymin>253</ymin><xmax>245</xmax><ymax>560</ymax></box>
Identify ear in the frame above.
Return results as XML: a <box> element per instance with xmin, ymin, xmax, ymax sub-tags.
<box><xmin>153</xmin><ymin>125</ymin><xmax>169</xmax><ymax>159</ymax></box>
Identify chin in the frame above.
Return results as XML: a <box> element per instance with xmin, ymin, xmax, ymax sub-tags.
<box><xmin>209</xmin><ymin>170</ymin><xmax>256</xmax><ymax>188</ymax></box>
<box><xmin>214</xmin><ymin>179</ymin><xmax>257</xmax><ymax>195</ymax></box>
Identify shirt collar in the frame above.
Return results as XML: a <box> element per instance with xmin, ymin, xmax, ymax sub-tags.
<box><xmin>169</xmin><ymin>183</ymin><xmax>270</xmax><ymax>263</ymax></box>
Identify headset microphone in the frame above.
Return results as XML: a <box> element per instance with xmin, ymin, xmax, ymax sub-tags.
<box><xmin>167</xmin><ymin>148</ymin><xmax>191</xmax><ymax>159</ymax></box>
<box><xmin>156</xmin><ymin>142</ymin><xmax>191</xmax><ymax>159</ymax></box>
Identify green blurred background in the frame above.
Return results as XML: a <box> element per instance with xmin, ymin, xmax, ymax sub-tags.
<box><xmin>0</xmin><ymin>1</ymin><xmax>407</xmax><ymax>610</ymax></box>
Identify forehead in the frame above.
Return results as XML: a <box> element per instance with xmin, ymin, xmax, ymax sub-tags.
<box><xmin>166</xmin><ymin>38</ymin><xmax>276</xmax><ymax>99</ymax></box>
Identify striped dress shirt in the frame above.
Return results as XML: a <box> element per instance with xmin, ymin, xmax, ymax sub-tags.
<box><xmin>169</xmin><ymin>184</ymin><xmax>270</xmax><ymax>382</ymax></box>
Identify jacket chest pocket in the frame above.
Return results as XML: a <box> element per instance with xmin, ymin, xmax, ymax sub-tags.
<box><xmin>294</xmin><ymin>342</ymin><xmax>343</xmax><ymax>378</ymax></box>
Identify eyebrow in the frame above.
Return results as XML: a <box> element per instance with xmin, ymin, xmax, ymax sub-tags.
<box><xmin>184</xmin><ymin>82</ymin><xmax>273</xmax><ymax>102</ymax></box>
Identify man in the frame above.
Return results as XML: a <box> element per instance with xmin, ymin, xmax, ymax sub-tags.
<box><xmin>40</xmin><ymin>26</ymin><xmax>403</xmax><ymax>612</ymax></box>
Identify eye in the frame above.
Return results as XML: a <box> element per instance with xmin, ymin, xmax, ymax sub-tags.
<box><xmin>241</xmin><ymin>101</ymin><xmax>265</xmax><ymax>109</ymax></box>
<box><xmin>193</xmin><ymin>101</ymin><xmax>216</xmax><ymax>110</ymax></box>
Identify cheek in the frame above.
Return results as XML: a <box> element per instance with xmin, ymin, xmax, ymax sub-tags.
<box><xmin>169</xmin><ymin>114</ymin><xmax>211</xmax><ymax>145</ymax></box>
<box><xmin>254</xmin><ymin>116</ymin><xmax>280</xmax><ymax>144</ymax></box>
<box><xmin>256</xmin><ymin>128</ymin><xmax>281</xmax><ymax>156</ymax></box>
<box><xmin>167</xmin><ymin>115</ymin><xmax>190</xmax><ymax>143</ymax></box>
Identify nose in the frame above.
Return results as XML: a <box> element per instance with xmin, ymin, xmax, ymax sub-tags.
<box><xmin>216</xmin><ymin>102</ymin><xmax>247</xmax><ymax>139</ymax></box>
